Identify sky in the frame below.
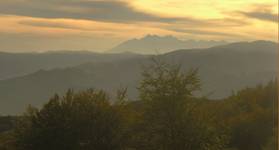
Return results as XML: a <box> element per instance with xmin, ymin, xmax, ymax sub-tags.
<box><xmin>0</xmin><ymin>0</ymin><xmax>277</xmax><ymax>52</ymax></box>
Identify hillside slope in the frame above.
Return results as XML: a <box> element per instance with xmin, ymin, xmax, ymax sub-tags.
<box><xmin>0</xmin><ymin>51</ymin><xmax>142</xmax><ymax>80</ymax></box>
<box><xmin>0</xmin><ymin>41</ymin><xmax>277</xmax><ymax>114</ymax></box>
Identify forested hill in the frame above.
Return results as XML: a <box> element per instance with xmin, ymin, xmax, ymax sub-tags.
<box><xmin>0</xmin><ymin>63</ymin><xmax>277</xmax><ymax>150</ymax></box>
<box><xmin>0</xmin><ymin>40</ymin><xmax>277</xmax><ymax>114</ymax></box>
<box><xmin>0</xmin><ymin>51</ymin><xmax>142</xmax><ymax>80</ymax></box>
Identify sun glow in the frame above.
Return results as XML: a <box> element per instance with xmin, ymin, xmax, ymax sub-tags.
<box><xmin>130</xmin><ymin>0</ymin><xmax>278</xmax><ymax>19</ymax></box>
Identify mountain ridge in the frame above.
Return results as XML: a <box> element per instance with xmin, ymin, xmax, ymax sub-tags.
<box><xmin>0</xmin><ymin>51</ymin><xmax>143</xmax><ymax>80</ymax></box>
<box><xmin>0</xmin><ymin>40</ymin><xmax>277</xmax><ymax>114</ymax></box>
<box><xmin>108</xmin><ymin>35</ymin><xmax>228</xmax><ymax>54</ymax></box>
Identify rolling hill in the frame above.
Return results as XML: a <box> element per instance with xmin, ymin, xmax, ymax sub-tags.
<box><xmin>0</xmin><ymin>51</ymin><xmax>142</xmax><ymax>80</ymax></box>
<box><xmin>0</xmin><ymin>40</ymin><xmax>277</xmax><ymax>114</ymax></box>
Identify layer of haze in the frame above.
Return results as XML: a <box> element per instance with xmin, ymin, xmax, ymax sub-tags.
<box><xmin>0</xmin><ymin>0</ymin><xmax>277</xmax><ymax>52</ymax></box>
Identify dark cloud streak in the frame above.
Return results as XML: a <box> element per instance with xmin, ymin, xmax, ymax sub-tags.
<box><xmin>238</xmin><ymin>11</ymin><xmax>278</xmax><ymax>23</ymax></box>
<box><xmin>18</xmin><ymin>20</ymin><xmax>83</xmax><ymax>30</ymax></box>
<box><xmin>235</xmin><ymin>4</ymin><xmax>278</xmax><ymax>23</ymax></box>
<box><xmin>169</xmin><ymin>28</ymin><xmax>241</xmax><ymax>37</ymax></box>
<box><xmin>0</xmin><ymin>0</ymin><xmax>189</xmax><ymax>23</ymax></box>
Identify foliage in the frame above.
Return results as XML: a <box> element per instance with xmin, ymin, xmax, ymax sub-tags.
<box><xmin>205</xmin><ymin>80</ymin><xmax>278</xmax><ymax>150</ymax></box>
<box><xmin>138</xmin><ymin>59</ymin><xmax>228</xmax><ymax>150</ymax></box>
<box><xmin>0</xmin><ymin>61</ymin><xmax>277</xmax><ymax>150</ymax></box>
<box><xmin>13</xmin><ymin>89</ymin><xmax>127</xmax><ymax>150</ymax></box>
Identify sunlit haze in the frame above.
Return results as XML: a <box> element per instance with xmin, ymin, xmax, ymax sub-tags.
<box><xmin>0</xmin><ymin>0</ymin><xmax>277</xmax><ymax>52</ymax></box>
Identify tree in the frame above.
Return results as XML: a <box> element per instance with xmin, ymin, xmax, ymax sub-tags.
<box><xmin>138</xmin><ymin>59</ymin><xmax>228</xmax><ymax>150</ymax></box>
<box><xmin>13</xmin><ymin>89</ymin><xmax>126</xmax><ymax>150</ymax></box>
<box><xmin>224</xmin><ymin>80</ymin><xmax>278</xmax><ymax>150</ymax></box>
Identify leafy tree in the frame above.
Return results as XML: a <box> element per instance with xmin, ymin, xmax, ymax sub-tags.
<box><xmin>138</xmin><ymin>59</ymin><xmax>228</xmax><ymax>150</ymax></box>
<box><xmin>208</xmin><ymin>80</ymin><xmax>278</xmax><ymax>150</ymax></box>
<box><xmin>0</xmin><ymin>131</ymin><xmax>16</xmax><ymax>150</ymax></box>
<box><xmin>0</xmin><ymin>116</ymin><xmax>17</xmax><ymax>150</ymax></box>
<box><xmin>13</xmin><ymin>89</ymin><xmax>127</xmax><ymax>150</ymax></box>
<box><xmin>227</xmin><ymin>81</ymin><xmax>277</xmax><ymax>150</ymax></box>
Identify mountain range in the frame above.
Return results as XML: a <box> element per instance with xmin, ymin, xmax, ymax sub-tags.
<box><xmin>108</xmin><ymin>35</ymin><xmax>228</xmax><ymax>54</ymax></box>
<box><xmin>0</xmin><ymin>51</ymin><xmax>141</xmax><ymax>80</ymax></box>
<box><xmin>0</xmin><ymin>40</ymin><xmax>277</xmax><ymax>114</ymax></box>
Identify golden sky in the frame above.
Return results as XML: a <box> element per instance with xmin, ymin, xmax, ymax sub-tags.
<box><xmin>0</xmin><ymin>0</ymin><xmax>277</xmax><ymax>52</ymax></box>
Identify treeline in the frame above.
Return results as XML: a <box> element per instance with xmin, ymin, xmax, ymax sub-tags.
<box><xmin>0</xmin><ymin>61</ymin><xmax>277</xmax><ymax>150</ymax></box>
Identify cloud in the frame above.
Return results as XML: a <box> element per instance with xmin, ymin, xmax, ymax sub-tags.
<box><xmin>0</xmin><ymin>31</ymin><xmax>122</xmax><ymax>52</ymax></box>
<box><xmin>238</xmin><ymin>11</ymin><xmax>278</xmax><ymax>23</ymax></box>
<box><xmin>0</xmin><ymin>0</ymin><xmax>277</xmax><ymax>52</ymax></box>
<box><xmin>233</xmin><ymin>4</ymin><xmax>278</xmax><ymax>23</ymax></box>
<box><xmin>18</xmin><ymin>20</ymin><xmax>84</xmax><ymax>30</ymax></box>
<box><xmin>169</xmin><ymin>28</ymin><xmax>241</xmax><ymax>37</ymax></box>
<box><xmin>0</xmin><ymin>0</ymin><xmax>187</xmax><ymax>23</ymax></box>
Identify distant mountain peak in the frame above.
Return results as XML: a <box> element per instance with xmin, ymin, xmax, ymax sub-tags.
<box><xmin>145</xmin><ymin>34</ymin><xmax>159</xmax><ymax>38</ymax></box>
<box><xmin>143</xmin><ymin>34</ymin><xmax>177</xmax><ymax>40</ymax></box>
<box><xmin>108</xmin><ymin>35</ymin><xmax>228</xmax><ymax>54</ymax></box>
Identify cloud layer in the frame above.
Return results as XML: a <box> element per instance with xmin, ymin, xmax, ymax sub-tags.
<box><xmin>0</xmin><ymin>0</ymin><xmax>186</xmax><ymax>23</ymax></box>
<box><xmin>0</xmin><ymin>0</ymin><xmax>277</xmax><ymax>52</ymax></box>
<box><xmin>238</xmin><ymin>11</ymin><xmax>278</xmax><ymax>23</ymax></box>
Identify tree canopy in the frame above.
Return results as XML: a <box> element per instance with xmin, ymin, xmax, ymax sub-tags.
<box><xmin>0</xmin><ymin>61</ymin><xmax>277</xmax><ymax>150</ymax></box>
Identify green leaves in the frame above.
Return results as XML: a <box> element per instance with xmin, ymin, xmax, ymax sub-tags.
<box><xmin>13</xmin><ymin>89</ymin><xmax>126</xmax><ymax>150</ymax></box>
<box><xmin>4</xmin><ymin>61</ymin><xmax>276</xmax><ymax>150</ymax></box>
<box><xmin>138</xmin><ymin>59</ymin><xmax>226</xmax><ymax>150</ymax></box>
